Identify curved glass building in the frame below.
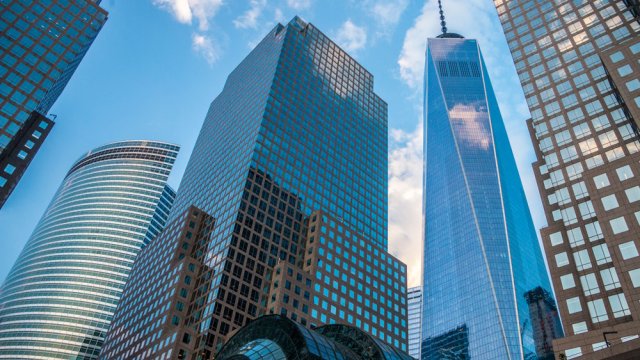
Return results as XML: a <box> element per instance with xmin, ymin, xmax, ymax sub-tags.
<box><xmin>421</xmin><ymin>36</ymin><xmax>562</xmax><ymax>359</ymax></box>
<box><xmin>216</xmin><ymin>315</ymin><xmax>413</xmax><ymax>360</ymax></box>
<box><xmin>0</xmin><ymin>140</ymin><xmax>179</xmax><ymax>359</ymax></box>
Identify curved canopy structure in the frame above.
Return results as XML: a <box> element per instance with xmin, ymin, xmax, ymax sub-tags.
<box><xmin>316</xmin><ymin>324</ymin><xmax>415</xmax><ymax>360</ymax></box>
<box><xmin>216</xmin><ymin>316</ymin><xmax>413</xmax><ymax>360</ymax></box>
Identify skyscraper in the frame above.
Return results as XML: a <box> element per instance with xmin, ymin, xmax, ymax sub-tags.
<box><xmin>407</xmin><ymin>286</ymin><xmax>422</xmax><ymax>360</ymax></box>
<box><xmin>0</xmin><ymin>0</ymin><xmax>108</xmax><ymax>208</ymax></box>
<box><xmin>494</xmin><ymin>1</ymin><xmax>640</xmax><ymax>358</ymax></box>
<box><xmin>421</xmin><ymin>34</ymin><xmax>562</xmax><ymax>359</ymax></box>
<box><xmin>0</xmin><ymin>140</ymin><xmax>179</xmax><ymax>359</ymax></box>
<box><xmin>100</xmin><ymin>17</ymin><xmax>408</xmax><ymax>360</ymax></box>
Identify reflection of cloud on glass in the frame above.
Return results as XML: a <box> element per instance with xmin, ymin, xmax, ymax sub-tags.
<box><xmin>449</xmin><ymin>103</ymin><xmax>491</xmax><ymax>150</ymax></box>
<box><xmin>430</xmin><ymin>38</ymin><xmax>466</xmax><ymax>60</ymax></box>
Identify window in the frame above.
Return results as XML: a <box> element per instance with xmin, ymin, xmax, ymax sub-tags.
<box><xmin>587</xmin><ymin>299</ymin><xmax>609</xmax><ymax>323</ymax></box>
<box><xmin>617</xmin><ymin>64</ymin><xmax>632</xmax><ymax>77</ymax></box>
<box><xmin>609</xmin><ymin>51</ymin><xmax>624</xmax><ymax>63</ymax></box>
<box><xmin>627</xmin><ymin>79</ymin><xmax>640</xmax><ymax>92</ymax></box>
<box><xmin>626</xmin><ymin>187</ymin><xmax>640</xmax><ymax>203</ymax></box>
<box><xmin>593</xmin><ymin>244</ymin><xmax>612</xmax><ymax>265</ymax></box>
<box><xmin>572</xmin><ymin>322</ymin><xmax>587</xmax><ymax>335</ymax></box>
<box><xmin>585</xmin><ymin>221</ymin><xmax>603</xmax><ymax>241</ymax></box>
<box><xmin>619</xmin><ymin>241</ymin><xmax>638</xmax><ymax>260</ymax></box>
<box><xmin>556</xmin><ymin>252</ymin><xmax>570</xmax><ymax>267</ymax></box>
<box><xmin>599</xmin><ymin>130</ymin><xmax>618</xmax><ymax>148</ymax></box>
<box><xmin>617</xmin><ymin>165</ymin><xmax>634</xmax><ymax>181</ymax></box>
<box><xmin>565</xmin><ymin>347</ymin><xmax>582</xmax><ymax>359</ymax></box>
<box><xmin>610</xmin><ymin>217</ymin><xmax>629</xmax><ymax>234</ymax></box>
<box><xmin>561</xmin><ymin>274</ymin><xmax>576</xmax><ymax>290</ymax></box>
<box><xmin>578</xmin><ymin>201</ymin><xmax>595</xmax><ymax>220</ymax></box>
<box><xmin>594</xmin><ymin>173</ymin><xmax>610</xmax><ymax>189</ymax></box>
<box><xmin>573</xmin><ymin>250</ymin><xmax>592</xmax><ymax>271</ymax></box>
<box><xmin>549</xmin><ymin>232</ymin><xmax>563</xmax><ymax>246</ymax></box>
<box><xmin>567</xmin><ymin>227</ymin><xmax>584</xmax><ymax>247</ymax></box>
<box><xmin>573</xmin><ymin>182</ymin><xmax>588</xmax><ymax>199</ymax></box>
<box><xmin>600</xmin><ymin>268</ymin><xmax>620</xmax><ymax>290</ymax></box>
<box><xmin>567</xmin><ymin>297</ymin><xmax>582</xmax><ymax>314</ymax></box>
<box><xmin>592</xmin><ymin>342</ymin><xmax>607</xmax><ymax>351</ymax></box>
<box><xmin>580</xmin><ymin>273</ymin><xmax>600</xmax><ymax>296</ymax></box>
<box><xmin>629</xmin><ymin>269</ymin><xmax>640</xmax><ymax>288</ymax></box>
<box><xmin>601</xmin><ymin>194</ymin><xmax>619</xmax><ymax>211</ymax></box>
<box><xmin>609</xmin><ymin>293</ymin><xmax>630</xmax><ymax>318</ymax></box>
<box><xmin>3</xmin><ymin>164</ymin><xmax>15</xmax><ymax>175</ymax></box>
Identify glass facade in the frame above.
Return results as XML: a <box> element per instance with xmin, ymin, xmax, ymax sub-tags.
<box><xmin>0</xmin><ymin>140</ymin><xmax>179</xmax><ymax>359</ymax></box>
<box><xmin>101</xmin><ymin>17</ymin><xmax>400</xmax><ymax>360</ymax></box>
<box><xmin>216</xmin><ymin>315</ymin><xmax>412</xmax><ymax>360</ymax></box>
<box><xmin>0</xmin><ymin>0</ymin><xmax>107</xmax><ymax>208</ymax></box>
<box><xmin>421</xmin><ymin>36</ymin><xmax>561</xmax><ymax>359</ymax></box>
<box><xmin>407</xmin><ymin>286</ymin><xmax>422</xmax><ymax>360</ymax></box>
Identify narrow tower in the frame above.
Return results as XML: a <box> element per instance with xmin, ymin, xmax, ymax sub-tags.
<box><xmin>421</xmin><ymin>12</ymin><xmax>562</xmax><ymax>358</ymax></box>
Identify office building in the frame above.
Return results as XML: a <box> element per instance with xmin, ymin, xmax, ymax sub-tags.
<box><xmin>494</xmin><ymin>0</ymin><xmax>640</xmax><ymax>358</ymax></box>
<box><xmin>100</xmin><ymin>17</ymin><xmax>408</xmax><ymax>360</ymax></box>
<box><xmin>421</xmin><ymin>34</ymin><xmax>562</xmax><ymax>359</ymax></box>
<box><xmin>215</xmin><ymin>315</ymin><xmax>412</xmax><ymax>360</ymax></box>
<box><xmin>407</xmin><ymin>286</ymin><xmax>422</xmax><ymax>360</ymax></box>
<box><xmin>0</xmin><ymin>140</ymin><xmax>179</xmax><ymax>359</ymax></box>
<box><xmin>0</xmin><ymin>0</ymin><xmax>108</xmax><ymax>208</ymax></box>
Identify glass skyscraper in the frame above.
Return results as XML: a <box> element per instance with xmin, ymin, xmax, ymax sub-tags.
<box><xmin>0</xmin><ymin>140</ymin><xmax>179</xmax><ymax>359</ymax></box>
<box><xmin>100</xmin><ymin>17</ymin><xmax>407</xmax><ymax>360</ymax></box>
<box><xmin>421</xmin><ymin>35</ymin><xmax>562</xmax><ymax>359</ymax></box>
<box><xmin>0</xmin><ymin>0</ymin><xmax>108</xmax><ymax>208</ymax></box>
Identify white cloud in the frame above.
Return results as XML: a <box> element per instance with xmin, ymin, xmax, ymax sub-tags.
<box><xmin>153</xmin><ymin>0</ymin><xmax>224</xmax><ymax>31</ymax></box>
<box><xmin>370</xmin><ymin>0</ymin><xmax>408</xmax><ymax>36</ymax></box>
<box><xmin>286</xmin><ymin>0</ymin><xmax>311</xmax><ymax>10</ymax></box>
<box><xmin>192</xmin><ymin>33</ymin><xmax>218</xmax><ymax>64</ymax></box>
<box><xmin>274</xmin><ymin>8</ymin><xmax>286</xmax><ymax>23</ymax></box>
<box><xmin>335</xmin><ymin>19</ymin><xmax>367</xmax><ymax>53</ymax></box>
<box><xmin>388</xmin><ymin>122</ymin><xmax>423</xmax><ymax>287</ymax></box>
<box><xmin>234</xmin><ymin>0</ymin><xmax>267</xmax><ymax>29</ymax></box>
<box><xmin>152</xmin><ymin>0</ymin><xmax>224</xmax><ymax>63</ymax></box>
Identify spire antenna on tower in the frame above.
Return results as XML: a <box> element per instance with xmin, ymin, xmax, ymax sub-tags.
<box><xmin>438</xmin><ymin>0</ymin><xmax>447</xmax><ymax>35</ymax></box>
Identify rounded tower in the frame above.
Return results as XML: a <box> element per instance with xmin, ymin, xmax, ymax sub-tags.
<box><xmin>0</xmin><ymin>140</ymin><xmax>179</xmax><ymax>359</ymax></box>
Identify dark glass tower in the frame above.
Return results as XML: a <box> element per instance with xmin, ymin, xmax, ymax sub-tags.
<box><xmin>0</xmin><ymin>0</ymin><xmax>108</xmax><ymax>208</ymax></box>
<box><xmin>421</xmin><ymin>35</ymin><xmax>562</xmax><ymax>359</ymax></box>
<box><xmin>101</xmin><ymin>17</ymin><xmax>407</xmax><ymax>360</ymax></box>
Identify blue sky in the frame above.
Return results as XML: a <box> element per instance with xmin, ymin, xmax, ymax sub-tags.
<box><xmin>0</xmin><ymin>0</ymin><xmax>541</xmax><ymax>287</ymax></box>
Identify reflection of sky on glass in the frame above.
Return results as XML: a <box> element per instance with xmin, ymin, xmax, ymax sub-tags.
<box><xmin>448</xmin><ymin>103</ymin><xmax>491</xmax><ymax>150</ymax></box>
<box><xmin>422</xmin><ymin>37</ymin><xmax>556</xmax><ymax>360</ymax></box>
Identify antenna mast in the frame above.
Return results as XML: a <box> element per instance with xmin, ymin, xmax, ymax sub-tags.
<box><xmin>438</xmin><ymin>0</ymin><xmax>447</xmax><ymax>34</ymax></box>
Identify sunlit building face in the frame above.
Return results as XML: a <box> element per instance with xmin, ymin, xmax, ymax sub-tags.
<box><xmin>421</xmin><ymin>35</ymin><xmax>562</xmax><ymax>360</ymax></box>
